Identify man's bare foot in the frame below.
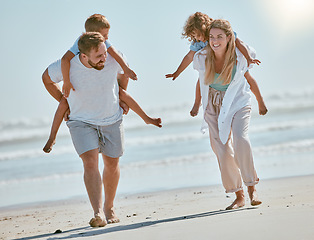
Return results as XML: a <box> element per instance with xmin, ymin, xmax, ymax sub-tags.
<box><xmin>190</xmin><ymin>104</ymin><xmax>200</xmax><ymax>117</ymax></box>
<box><xmin>105</xmin><ymin>207</ymin><xmax>120</xmax><ymax>224</ymax></box>
<box><xmin>43</xmin><ymin>138</ymin><xmax>55</xmax><ymax>153</ymax></box>
<box><xmin>145</xmin><ymin>117</ymin><xmax>162</xmax><ymax>128</ymax></box>
<box><xmin>226</xmin><ymin>190</ymin><xmax>245</xmax><ymax>210</ymax></box>
<box><xmin>89</xmin><ymin>214</ymin><xmax>107</xmax><ymax>228</ymax></box>
<box><xmin>248</xmin><ymin>186</ymin><xmax>262</xmax><ymax>206</ymax></box>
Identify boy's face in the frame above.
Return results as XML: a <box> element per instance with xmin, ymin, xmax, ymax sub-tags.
<box><xmin>86</xmin><ymin>42</ymin><xmax>107</xmax><ymax>70</ymax></box>
<box><xmin>192</xmin><ymin>30</ymin><xmax>206</xmax><ymax>42</ymax></box>
<box><xmin>99</xmin><ymin>28</ymin><xmax>109</xmax><ymax>41</ymax></box>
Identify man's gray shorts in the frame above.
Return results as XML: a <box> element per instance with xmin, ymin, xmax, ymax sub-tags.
<box><xmin>66</xmin><ymin>119</ymin><xmax>124</xmax><ymax>158</ymax></box>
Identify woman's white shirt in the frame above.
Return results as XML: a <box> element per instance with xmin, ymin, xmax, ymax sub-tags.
<box><xmin>193</xmin><ymin>46</ymin><xmax>256</xmax><ymax>144</ymax></box>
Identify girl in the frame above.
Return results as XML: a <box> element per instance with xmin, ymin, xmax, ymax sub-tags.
<box><xmin>166</xmin><ymin>12</ymin><xmax>267</xmax><ymax>116</ymax></box>
<box><xmin>193</xmin><ymin>19</ymin><xmax>262</xmax><ymax>210</ymax></box>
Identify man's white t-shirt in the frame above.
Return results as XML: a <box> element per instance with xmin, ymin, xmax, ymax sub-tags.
<box><xmin>67</xmin><ymin>54</ymin><xmax>123</xmax><ymax>126</ymax></box>
<box><xmin>48</xmin><ymin>53</ymin><xmax>124</xmax><ymax>126</ymax></box>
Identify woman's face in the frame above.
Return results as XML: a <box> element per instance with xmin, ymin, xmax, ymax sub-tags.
<box><xmin>209</xmin><ymin>28</ymin><xmax>230</xmax><ymax>54</ymax></box>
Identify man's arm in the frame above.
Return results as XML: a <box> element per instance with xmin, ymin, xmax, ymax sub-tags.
<box><xmin>42</xmin><ymin>68</ymin><xmax>63</xmax><ymax>102</ymax></box>
<box><xmin>42</xmin><ymin>67</ymin><xmax>70</xmax><ymax>120</ymax></box>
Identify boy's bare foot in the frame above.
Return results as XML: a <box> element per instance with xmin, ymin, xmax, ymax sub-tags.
<box><xmin>145</xmin><ymin>117</ymin><xmax>162</xmax><ymax>128</ymax></box>
<box><xmin>226</xmin><ymin>190</ymin><xmax>245</xmax><ymax>210</ymax></box>
<box><xmin>190</xmin><ymin>104</ymin><xmax>200</xmax><ymax>117</ymax></box>
<box><xmin>105</xmin><ymin>207</ymin><xmax>120</xmax><ymax>224</ymax></box>
<box><xmin>89</xmin><ymin>214</ymin><xmax>107</xmax><ymax>227</ymax></box>
<box><xmin>248</xmin><ymin>186</ymin><xmax>262</xmax><ymax>206</ymax></box>
<box><xmin>259</xmin><ymin>103</ymin><xmax>268</xmax><ymax>115</ymax></box>
<box><xmin>43</xmin><ymin>138</ymin><xmax>55</xmax><ymax>153</ymax></box>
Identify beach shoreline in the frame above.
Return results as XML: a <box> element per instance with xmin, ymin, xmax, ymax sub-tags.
<box><xmin>1</xmin><ymin>174</ymin><xmax>314</xmax><ymax>240</ymax></box>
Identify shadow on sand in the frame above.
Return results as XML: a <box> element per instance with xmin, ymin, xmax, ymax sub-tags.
<box><xmin>13</xmin><ymin>207</ymin><xmax>257</xmax><ymax>240</ymax></box>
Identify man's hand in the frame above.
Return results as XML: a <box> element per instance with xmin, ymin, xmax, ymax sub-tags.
<box><xmin>119</xmin><ymin>100</ymin><xmax>129</xmax><ymax>115</ymax></box>
<box><xmin>62</xmin><ymin>81</ymin><xmax>75</xmax><ymax>98</ymax></box>
<box><xmin>63</xmin><ymin>108</ymin><xmax>70</xmax><ymax>121</ymax></box>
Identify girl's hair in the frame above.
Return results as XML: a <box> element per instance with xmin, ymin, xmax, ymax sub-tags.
<box><xmin>204</xmin><ymin>19</ymin><xmax>236</xmax><ymax>85</ymax></box>
<box><xmin>182</xmin><ymin>12</ymin><xmax>213</xmax><ymax>42</ymax></box>
<box><xmin>85</xmin><ymin>14</ymin><xmax>110</xmax><ymax>32</ymax></box>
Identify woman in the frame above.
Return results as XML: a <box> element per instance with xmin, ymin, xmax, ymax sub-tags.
<box><xmin>193</xmin><ymin>19</ymin><xmax>262</xmax><ymax>210</ymax></box>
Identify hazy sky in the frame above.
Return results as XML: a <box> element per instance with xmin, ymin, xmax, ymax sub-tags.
<box><xmin>1</xmin><ymin>0</ymin><xmax>314</xmax><ymax>121</ymax></box>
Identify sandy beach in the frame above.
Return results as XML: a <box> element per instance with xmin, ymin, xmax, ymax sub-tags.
<box><xmin>1</xmin><ymin>174</ymin><xmax>314</xmax><ymax>240</ymax></box>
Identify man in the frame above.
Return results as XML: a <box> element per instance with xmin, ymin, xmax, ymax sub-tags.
<box><xmin>43</xmin><ymin>32</ymin><xmax>128</xmax><ymax>227</ymax></box>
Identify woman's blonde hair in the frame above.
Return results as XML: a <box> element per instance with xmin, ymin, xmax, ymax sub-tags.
<box><xmin>182</xmin><ymin>12</ymin><xmax>213</xmax><ymax>42</ymax></box>
<box><xmin>204</xmin><ymin>19</ymin><xmax>236</xmax><ymax>85</ymax></box>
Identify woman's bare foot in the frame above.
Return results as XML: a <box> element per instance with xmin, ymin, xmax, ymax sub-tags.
<box><xmin>226</xmin><ymin>190</ymin><xmax>245</xmax><ymax>210</ymax></box>
<box><xmin>43</xmin><ymin>138</ymin><xmax>56</xmax><ymax>153</ymax></box>
<box><xmin>248</xmin><ymin>186</ymin><xmax>262</xmax><ymax>206</ymax></box>
<box><xmin>145</xmin><ymin>117</ymin><xmax>162</xmax><ymax>128</ymax></box>
<box><xmin>89</xmin><ymin>213</ymin><xmax>107</xmax><ymax>227</ymax></box>
<box><xmin>105</xmin><ymin>207</ymin><xmax>120</xmax><ymax>224</ymax></box>
<box><xmin>190</xmin><ymin>103</ymin><xmax>200</xmax><ymax>117</ymax></box>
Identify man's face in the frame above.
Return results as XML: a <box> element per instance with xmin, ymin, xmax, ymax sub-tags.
<box><xmin>87</xmin><ymin>42</ymin><xmax>107</xmax><ymax>70</ymax></box>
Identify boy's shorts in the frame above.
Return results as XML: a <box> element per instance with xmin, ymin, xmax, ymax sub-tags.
<box><xmin>66</xmin><ymin>119</ymin><xmax>124</xmax><ymax>158</ymax></box>
<box><xmin>47</xmin><ymin>59</ymin><xmax>63</xmax><ymax>83</ymax></box>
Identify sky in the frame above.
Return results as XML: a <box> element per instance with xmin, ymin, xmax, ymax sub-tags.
<box><xmin>0</xmin><ymin>0</ymin><xmax>314</xmax><ymax>121</ymax></box>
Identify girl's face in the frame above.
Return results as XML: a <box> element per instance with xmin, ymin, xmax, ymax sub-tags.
<box><xmin>192</xmin><ymin>30</ymin><xmax>206</xmax><ymax>42</ymax></box>
<box><xmin>209</xmin><ymin>28</ymin><xmax>231</xmax><ymax>53</ymax></box>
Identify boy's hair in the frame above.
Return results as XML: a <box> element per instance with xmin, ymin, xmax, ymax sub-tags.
<box><xmin>78</xmin><ymin>32</ymin><xmax>105</xmax><ymax>56</ymax></box>
<box><xmin>182</xmin><ymin>12</ymin><xmax>213</xmax><ymax>42</ymax></box>
<box><xmin>204</xmin><ymin>19</ymin><xmax>236</xmax><ymax>86</ymax></box>
<box><xmin>85</xmin><ymin>14</ymin><xmax>110</xmax><ymax>32</ymax></box>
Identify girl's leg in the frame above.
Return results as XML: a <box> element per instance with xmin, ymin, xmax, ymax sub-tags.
<box><xmin>245</xmin><ymin>72</ymin><xmax>268</xmax><ymax>115</ymax></box>
<box><xmin>119</xmin><ymin>88</ymin><xmax>162</xmax><ymax>128</ymax></box>
<box><xmin>190</xmin><ymin>79</ymin><xmax>201</xmax><ymax>117</ymax></box>
<box><xmin>43</xmin><ymin>97</ymin><xmax>69</xmax><ymax>153</ymax></box>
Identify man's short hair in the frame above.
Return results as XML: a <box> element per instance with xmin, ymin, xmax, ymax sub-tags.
<box><xmin>85</xmin><ymin>14</ymin><xmax>110</xmax><ymax>32</ymax></box>
<box><xmin>78</xmin><ymin>32</ymin><xmax>105</xmax><ymax>56</ymax></box>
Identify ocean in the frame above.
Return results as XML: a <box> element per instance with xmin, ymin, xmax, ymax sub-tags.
<box><xmin>1</xmin><ymin>89</ymin><xmax>314</xmax><ymax>208</ymax></box>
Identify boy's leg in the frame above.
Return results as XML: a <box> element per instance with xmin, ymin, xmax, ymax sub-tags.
<box><xmin>119</xmin><ymin>88</ymin><xmax>162</xmax><ymax>127</ymax></box>
<box><xmin>43</xmin><ymin>97</ymin><xmax>69</xmax><ymax>153</ymax></box>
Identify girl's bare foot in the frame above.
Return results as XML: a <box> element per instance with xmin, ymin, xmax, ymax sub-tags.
<box><xmin>145</xmin><ymin>117</ymin><xmax>162</xmax><ymax>128</ymax></box>
<box><xmin>105</xmin><ymin>207</ymin><xmax>120</xmax><ymax>224</ymax></box>
<box><xmin>226</xmin><ymin>190</ymin><xmax>245</xmax><ymax>210</ymax></box>
<box><xmin>190</xmin><ymin>104</ymin><xmax>200</xmax><ymax>117</ymax></box>
<box><xmin>43</xmin><ymin>138</ymin><xmax>56</xmax><ymax>153</ymax></box>
<box><xmin>248</xmin><ymin>186</ymin><xmax>262</xmax><ymax>206</ymax></box>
